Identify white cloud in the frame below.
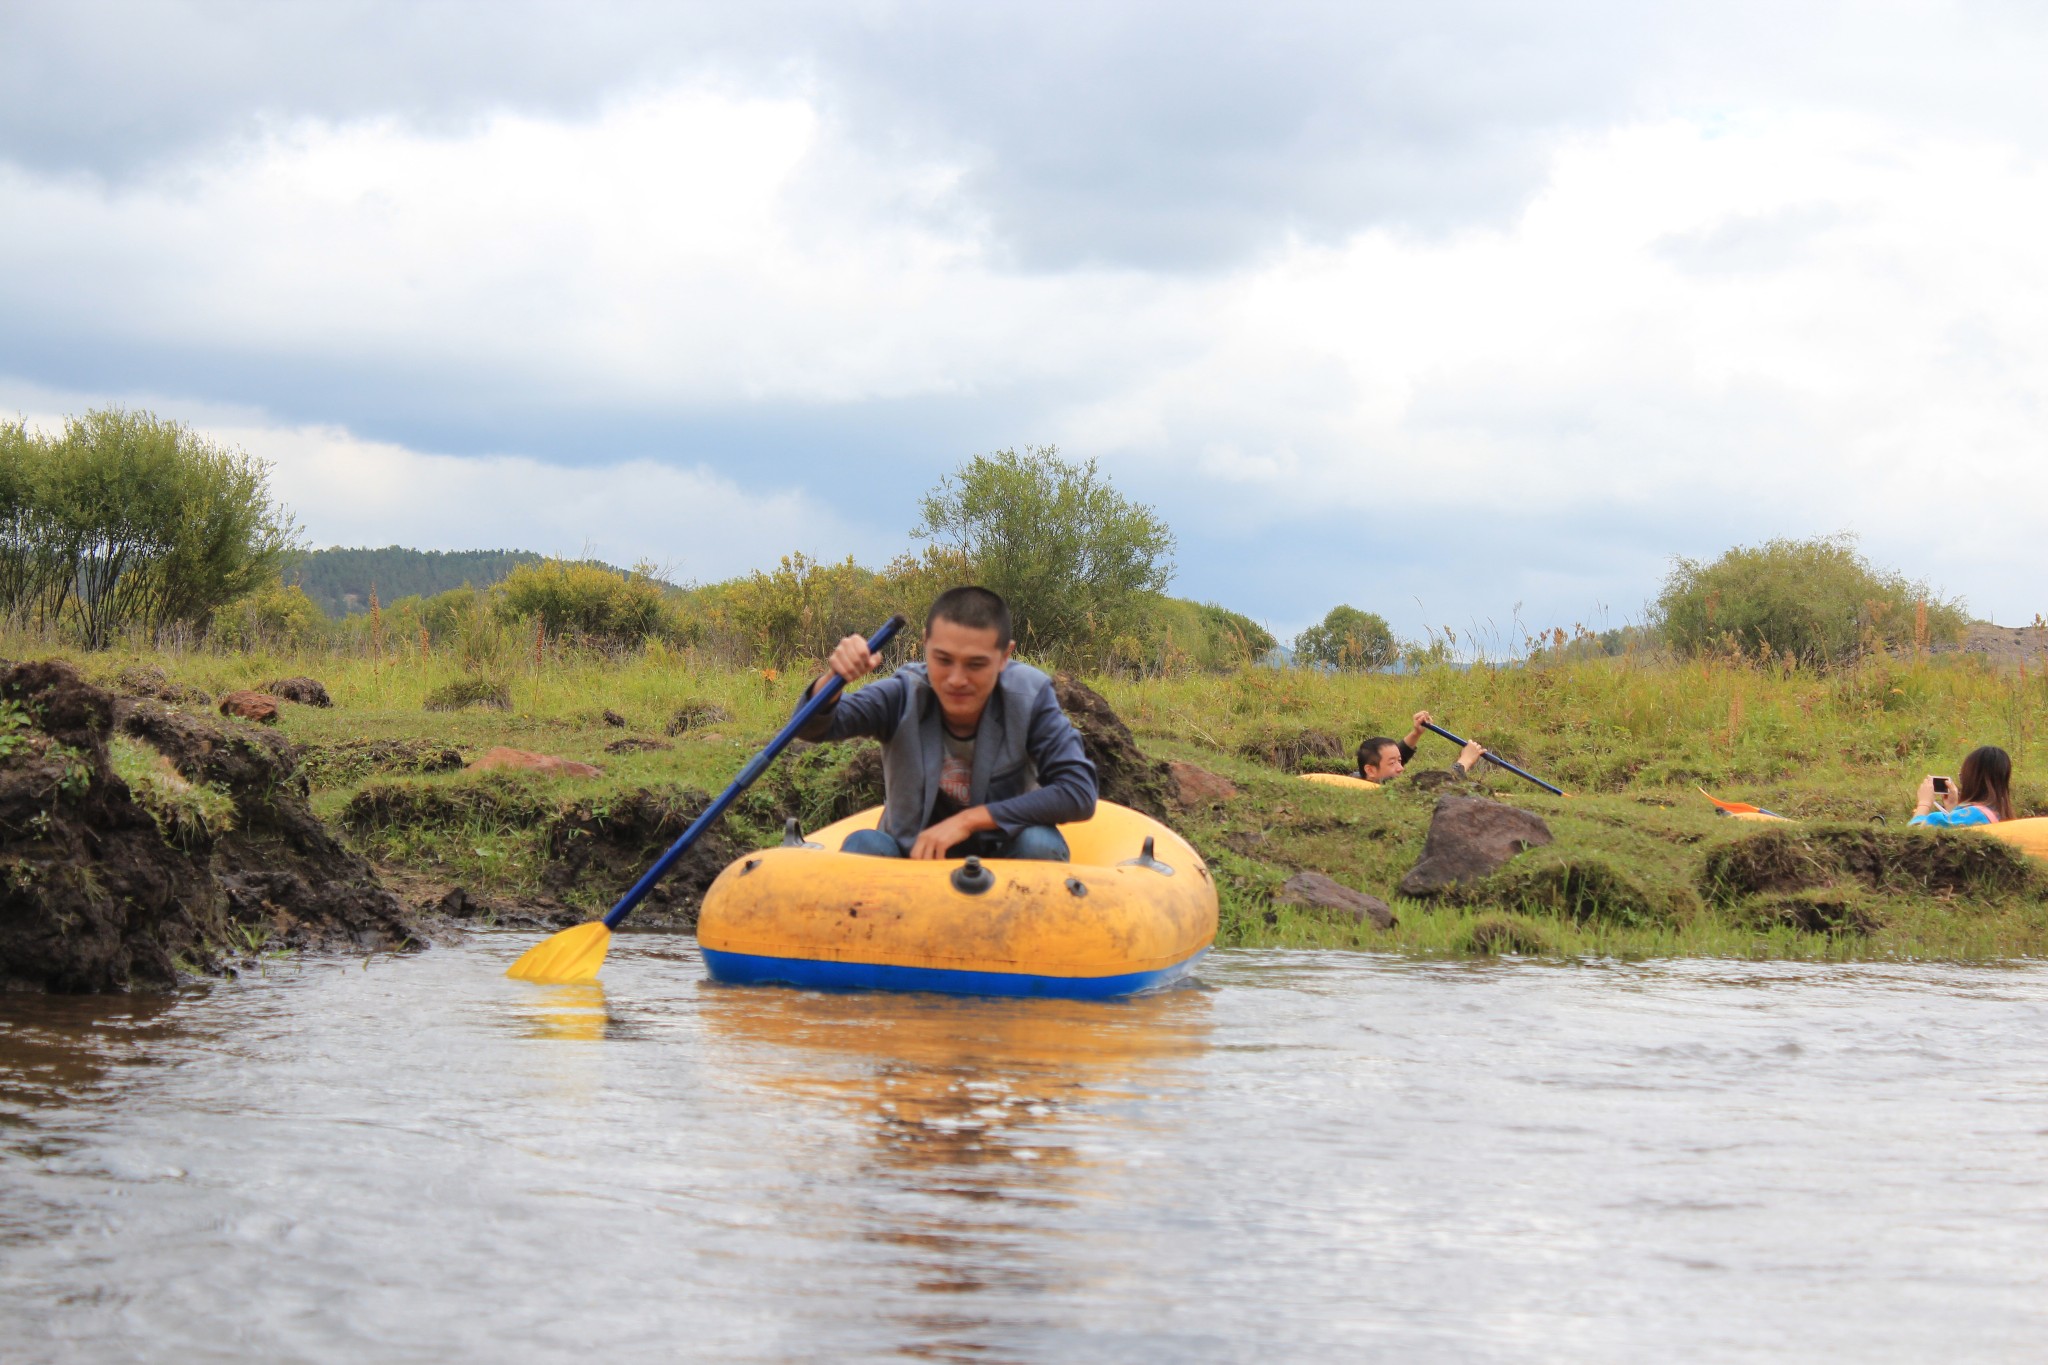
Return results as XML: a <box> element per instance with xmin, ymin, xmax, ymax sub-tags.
<box><xmin>2</xmin><ymin>382</ymin><xmax>878</xmax><ymax>582</ymax></box>
<box><xmin>5</xmin><ymin>82</ymin><xmax>2048</xmax><ymax>628</ymax></box>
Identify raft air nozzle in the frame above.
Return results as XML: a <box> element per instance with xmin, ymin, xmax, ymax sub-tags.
<box><xmin>952</xmin><ymin>856</ymin><xmax>996</xmax><ymax>895</ymax></box>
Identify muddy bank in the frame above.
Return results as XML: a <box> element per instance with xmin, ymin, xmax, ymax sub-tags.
<box><xmin>0</xmin><ymin>661</ymin><xmax>416</xmax><ymax>992</ymax></box>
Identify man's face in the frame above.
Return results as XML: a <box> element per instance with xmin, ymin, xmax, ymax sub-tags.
<box><xmin>924</xmin><ymin>617</ymin><xmax>1013</xmax><ymax>728</ymax></box>
<box><xmin>1362</xmin><ymin>743</ymin><xmax>1403</xmax><ymax>780</ymax></box>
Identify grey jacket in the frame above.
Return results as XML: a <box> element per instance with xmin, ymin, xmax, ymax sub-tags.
<box><xmin>796</xmin><ymin>660</ymin><xmax>1098</xmax><ymax>853</ymax></box>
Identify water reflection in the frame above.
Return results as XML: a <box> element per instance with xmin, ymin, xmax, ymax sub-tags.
<box><xmin>509</xmin><ymin>982</ymin><xmax>613</xmax><ymax>1043</ymax></box>
<box><xmin>699</xmin><ymin>984</ymin><xmax>1214</xmax><ymax>1354</ymax></box>
<box><xmin>0</xmin><ymin>993</ymin><xmax>186</xmax><ymax>1116</ymax></box>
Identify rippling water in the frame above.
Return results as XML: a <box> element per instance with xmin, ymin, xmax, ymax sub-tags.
<box><xmin>4</xmin><ymin>935</ymin><xmax>2046</xmax><ymax>1362</ymax></box>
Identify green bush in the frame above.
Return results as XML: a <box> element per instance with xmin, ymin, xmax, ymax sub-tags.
<box><xmin>1654</xmin><ymin>534</ymin><xmax>1966</xmax><ymax>665</ymax></box>
<box><xmin>1295</xmin><ymin>605</ymin><xmax>1397</xmax><ymax>670</ymax></box>
<box><xmin>497</xmin><ymin>559</ymin><xmax>683</xmax><ymax>646</ymax></box>
<box><xmin>211</xmin><ymin>579</ymin><xmax>329</xmax><ymax>649</ymax></box>
<box><xmin>0</xmin><ymin>408</ymin><xmax>297</xmax><ymax>647</ymax></box>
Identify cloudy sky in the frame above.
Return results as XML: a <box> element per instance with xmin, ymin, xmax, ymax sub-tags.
<box><xmin>3</xmin><ymin>1</ymin><xmax>2045</xmax><ymax>641</ymax></box>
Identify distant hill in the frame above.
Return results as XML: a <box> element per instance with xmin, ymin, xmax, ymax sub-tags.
<box><xmin>288</xmin><ymin>546</ymin><xmax>545</xmax><ymax>617</ymax></box>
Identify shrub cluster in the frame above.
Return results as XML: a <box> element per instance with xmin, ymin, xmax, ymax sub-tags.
<box><xmin>0</xmin><ymin>409</ymin><xmax>296</xmax><ymax>647</ymax></box>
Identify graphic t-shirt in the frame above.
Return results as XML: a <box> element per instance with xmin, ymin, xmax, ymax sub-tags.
<box><xmin>930</xmin><ymin>726</ymin><xmax>976</xmax><ymax>825</ymax></box>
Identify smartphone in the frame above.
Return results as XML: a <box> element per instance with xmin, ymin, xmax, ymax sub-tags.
<box><xmin>1931</xmin><ymin>775</ymin><xmax>1951</xmax><ymax>794</ymax></box>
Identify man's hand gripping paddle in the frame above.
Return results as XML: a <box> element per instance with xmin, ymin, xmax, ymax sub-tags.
<box><xmin>1420</xmin><ymin>720</ymin><xmax>1569</xmax><ymax>797</ymax></box>
<box><xmin>506</xmin><ymin>614</ymin><xmax>908</xmax><ymax>985</ymax></box>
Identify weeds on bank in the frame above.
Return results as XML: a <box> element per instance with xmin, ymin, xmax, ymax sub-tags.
<box><xmin>16</xmin><ymin>625</ymin><xmax>2048</xmax><ymax>960</ymax></box>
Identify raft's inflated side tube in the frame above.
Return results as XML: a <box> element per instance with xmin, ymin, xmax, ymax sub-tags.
<box><xmin>697</xmin><ymin>801</ymin><xmax>1216</xmax><ymax>998</ymax></box>
<box><xmin>1984</xmin><ymin>816</ymin><xmax>2048</xmax><ymax>860</ymax></box>
<box><xmin>1299</xmin><ymin>772</ymin><xmax>1380</xmax><ymax>791</ymax></box>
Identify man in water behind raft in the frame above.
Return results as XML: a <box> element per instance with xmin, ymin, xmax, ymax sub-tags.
<box><xmin>797</xmin><ymin>586</ymin><xmax>1098</xmax><ymax>860</ymax></box>
<box><xmin>1358</xmin><ymin>710</ymin><xmax>1488</xmax><ymax>783</ymax></box>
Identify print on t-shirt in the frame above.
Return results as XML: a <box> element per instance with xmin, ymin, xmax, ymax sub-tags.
<box><xmin>939</xmin><ymin>729</ymin><xmax>975</xmax><ymax>809</ymax></box>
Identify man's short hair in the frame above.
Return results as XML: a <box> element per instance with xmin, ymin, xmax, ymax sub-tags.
<box><xmin>926</xmin><ymin>586</ymin><xmax>1013</xmax><ymax>649</ymax></box>
<box><xmin>1357</xmin><ymin>737</ymin><xmax>1399</xmax><ymax>775</ymax></box>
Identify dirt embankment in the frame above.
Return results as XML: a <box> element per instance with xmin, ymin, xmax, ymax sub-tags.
<box><xmin>0</xmin><ymin>660</ymin><xmax>415</xmax><ymax>992</ymax></box>
<box><xmin>1931</xmin><ymin>622</ymin><xmax>2048</xmax><ymax>667</ymax></box>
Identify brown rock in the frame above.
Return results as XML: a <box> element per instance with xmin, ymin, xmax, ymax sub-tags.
<box><xmin>1398</xmin><ymin>795</ymin><xmax>1554</xmax><ymax>897</ymax></box>
<box><xmin>1276</xmin><ymin>871</ymin><xmax>1397</xmax><ymax>929</ymax></box>
<box><xmin>1168</xmin><ymin>759</ymin><xmax>1238</xmax><ymax>806</ymax></box>
<box><xmin>219</xmin><ymin>690</ymin><xmax>282</xmax><ymax>724</ymax></box>
<box><xmin>468</xmin><ymin>746</ymin><xmax>604</xmax><ymax>779</ymax></box>
<box><xmin>262</xmin><ymin>676</ymin><xmax>332</xmax><ymax>707</ymax></box>
<box><xmin>1052</xmin><ymin>673</ymin><xmax>1173</xmax><ymax>819</ymax></box>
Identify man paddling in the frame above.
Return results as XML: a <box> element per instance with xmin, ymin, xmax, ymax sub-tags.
<box><xmin>1358</xmin><ymin>709</ymin><xmax>1487</xmax><ymax>783</ymax></box>
<box><xmin>799</xmin><ymin>586</ymin><xmax>1098</xmax><ymax>860</ymax></box>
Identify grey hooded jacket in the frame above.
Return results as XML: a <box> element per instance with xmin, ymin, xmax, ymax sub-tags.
<box><xmin>795</xmin><ymin>660</ymin><xmax>1098</xmax><ymax>853</ymax></box>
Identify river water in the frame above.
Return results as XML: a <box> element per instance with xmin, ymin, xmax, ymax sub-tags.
<box><xmin>3</xmin><ymin>935</ymin><xmax>2045</xmax><ymax>1363</ymax></box>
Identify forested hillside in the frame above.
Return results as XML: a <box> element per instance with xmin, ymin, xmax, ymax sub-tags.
<box><xmin>291</xmin><ymin>546</ymin><xmax>543</xmax><ymax>617</ymax></box>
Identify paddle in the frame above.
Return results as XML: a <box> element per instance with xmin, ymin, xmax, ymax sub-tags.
<box><xmin>507</xmin><ymin>614</ymin><xmax>909</xmax><ymax>984</ymax></box>
<box><xmin>1420</xmin><ymin>719</ymin><xmax>1569</xmax><ymax>797</ymax></box>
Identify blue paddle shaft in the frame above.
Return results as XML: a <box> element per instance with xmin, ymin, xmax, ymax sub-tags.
<box><xmin>1420</xmin><ymin>720</ymin><xmax>1567</xmax><ymax>797</ymax></box>
<box><xmin>600</xmin><ymin>615</ymin><xmax>907</xmax><ymax>929</ymax></box>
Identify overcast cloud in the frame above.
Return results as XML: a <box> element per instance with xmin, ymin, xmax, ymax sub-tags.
<box><xmin>3</xmin><ymin>1</ymin><xmax>2045</xmax><ymax>638</ymax></box>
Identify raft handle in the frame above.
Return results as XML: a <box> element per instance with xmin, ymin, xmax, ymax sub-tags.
<box><xmin>781</xmin><ymin>818</ymin><xmax>822</xmax><ymax>849</ymax></box>
<box><xmin>1064</xmin><ymin>877</ymin><xmax>1088</xmax><ymax>897</ymax></box>
<box><xmin>951</xmin><ymin>856</ymin><xmax>996</xmax><ymax>895</ymax></box>
<box><xmin>1119</xmin><ymin>836</ymin><xmax>1175</xmax><ymax>876</ymax></box>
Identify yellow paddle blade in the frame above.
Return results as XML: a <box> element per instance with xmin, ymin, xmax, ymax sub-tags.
<box><xmin>506</xmin><ymin>921</ymin><xmax>612</xmax><ymax>984</ymax></box>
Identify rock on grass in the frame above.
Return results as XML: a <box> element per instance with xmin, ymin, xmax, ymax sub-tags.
<box><xmin>1398</xmin><ymin>796</ymin><xmax>1553</xmax><ymax>896</ymax></box>
<box><xmin>1276</xmin><ymin>871</ymin><xmax>1396</xmax><ymax>929</ymax></box>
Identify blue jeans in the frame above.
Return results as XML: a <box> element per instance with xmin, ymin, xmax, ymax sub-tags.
<box><xmin>841</xmin><ymin>825</ymin><xmax>1071</xmax><ymax>862</ymax></box>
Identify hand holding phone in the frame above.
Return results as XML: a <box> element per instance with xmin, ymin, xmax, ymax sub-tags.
<box><xmin>1931</xmin><ymin>775</ymin><xmax>1950</xmax><ymax>794</ymax></box>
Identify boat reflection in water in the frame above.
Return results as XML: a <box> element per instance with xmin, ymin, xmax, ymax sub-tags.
<box><xmin>697</xmin><ymin>980</ymin><xmax>1214</xmax><ymax>1351</ymax></box>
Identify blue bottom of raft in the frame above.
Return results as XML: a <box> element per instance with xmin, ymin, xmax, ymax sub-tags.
<box><xmin>702</xmin><ymin>947</ymin><xmax>1209</xmax><ymax>999</ymax></box>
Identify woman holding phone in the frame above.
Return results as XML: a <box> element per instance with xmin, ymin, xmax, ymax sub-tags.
<box><xmin>1911</xmin><ymin>745</ymin><xmax>2015</xmax><ymax>827</ymax></box>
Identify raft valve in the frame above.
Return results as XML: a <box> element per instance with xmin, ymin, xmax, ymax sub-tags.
<box><xmin>952</xmin><ymin>856</ymin><xmax>996</xmax><ymax>895</ymax></box>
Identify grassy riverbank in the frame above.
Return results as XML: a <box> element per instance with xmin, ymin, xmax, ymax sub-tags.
<box><xmin>27</xmin><ymin>635</ymin><xmax>2048</xmax><ymax>961</ymax></box>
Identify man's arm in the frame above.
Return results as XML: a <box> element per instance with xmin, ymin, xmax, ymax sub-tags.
<box><xmin>794</xmin><ymin>634</ymin><xmax>905</xmax><ymax>743</ymax></box>
<box><xmin>983</xmin><ymin>687</ymin><xmax>1098</xmax><ymax>835</ymax></box>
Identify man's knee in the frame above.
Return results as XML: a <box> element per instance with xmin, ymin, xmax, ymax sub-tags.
<box><xmin>1006</xmin><ymin>826</ymin><xmax>1070</xmax><ymax>862</ymax></box>
<box><xmin>841</xmin><ymin>828</ymin><xmax>903</xmax><ymax>858</ymax></box>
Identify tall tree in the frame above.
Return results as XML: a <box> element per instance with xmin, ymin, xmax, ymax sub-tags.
<box><xmin>915</xmin><ymin>446</ymin><xmax>1174</xmax><ymax>666</ymax></box>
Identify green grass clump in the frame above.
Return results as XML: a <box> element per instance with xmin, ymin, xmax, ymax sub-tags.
<box><xmin>110</xmin><ymin>734</ymin><xmax>237</xmax><ymax>847</ymax></box>
<box><xmin>1462</xmin><ymin>852</ymin><xmax>1676</xmax><ymax>929</ymax></box>
<box><xmin>423</xmin><ymin>675</ymin><xmax>512</xmax><ymax>711</ymax></box>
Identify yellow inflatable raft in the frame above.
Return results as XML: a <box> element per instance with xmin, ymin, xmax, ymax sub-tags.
<box><xmin>1985</xmin><ymin>817</ymin><xmax>2048</xmax><ymax>860</ymax></box>
<box><xmin>697</xmin><ymin>801</ymin><xmax>1217</xmax><ymax>998</ymax></box>
<box><xmin>1299</xmin><ymin>772</ymin><xmax>1380</xmax><ymax>791</ymax></box>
